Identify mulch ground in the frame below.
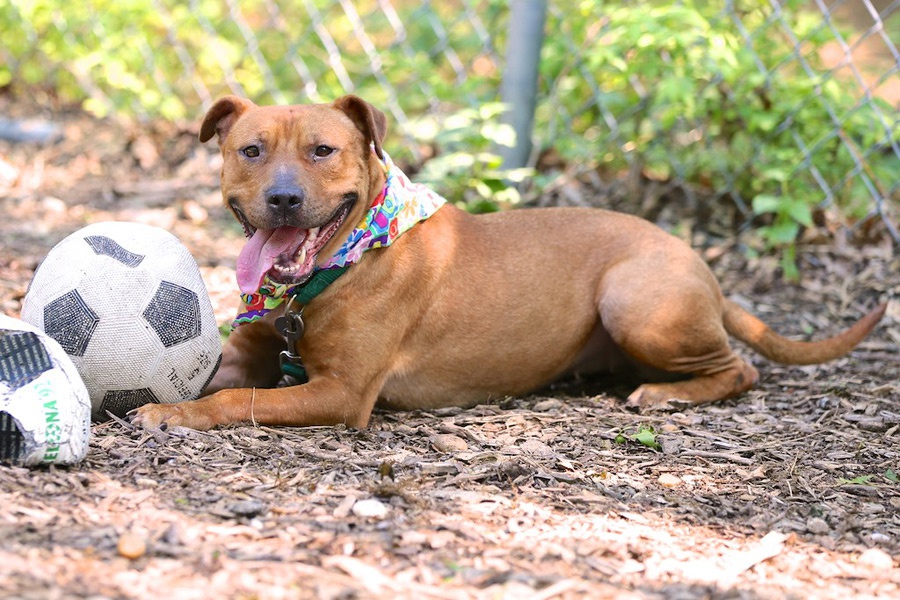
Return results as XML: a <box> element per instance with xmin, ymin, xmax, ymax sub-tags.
<box><xmin>0</xmin><ymin>97</ymin><xmax>898</xmax><ymax>599</ymax></box>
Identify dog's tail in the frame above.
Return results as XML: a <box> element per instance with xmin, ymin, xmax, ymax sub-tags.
<box><xmin>723</xmin><ymin>300</ymin><xmax>887</xmax><ymax>365</ymax></box>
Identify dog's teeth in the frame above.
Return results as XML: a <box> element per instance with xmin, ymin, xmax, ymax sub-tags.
<box><xmin>274</xmin><ymin>263</ymin><xmax>298</xmax><ymax>274</ymax></box>
<box><xmin>298</xmin><ymin>247</ymin><xmax>307</xmax><ymax>264</ymax></box>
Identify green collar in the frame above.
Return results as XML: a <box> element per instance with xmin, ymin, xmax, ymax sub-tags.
<box><xmin>277</xmin><ymin>266</ymin><xmax>349</xmax><ymax>384</ymax></box>
<box><xmin>290</xmin><ymin>265</ymin><xmax>349</xmax><ymax>305</ymax></box>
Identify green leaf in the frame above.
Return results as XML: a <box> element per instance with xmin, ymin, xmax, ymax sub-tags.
<box><xmin>472</xmin><ymin>180</ymin><xmax>494</xmax><ymax>199</ymax></box>
<box><xmin>478</xmin><ymin>102</ymin><xmax>510</xmax><ymax>121</ymax></box>
<box><xmin>780</xmin><ymin>246</ymin><xmax>799</xmax><ymax>282</ymax></box>
<box><xmin>885</xmin><ymin>469</ymin><xmax>899</xmax><ymax>483</ymax></box>
<box><xmin>480</xmin><ymin>122</ymin><xmax>517</xmax><ymax>148</ymax></box>
<box><xmin>477</xmin><ymin>177</ymin><xmax>508</xmax><ymax>193</ymax></box>
<box><xmin>630</xmin><ymin>426</ymin><xmax>661</xmax><ymax>451</ymax></box>
<box><xmin>749</xmin><ymin>112</ymin><xmax>780</xmax><ymax>132</ymax></box>
<box><xmin>752</xmin><ymin>194</ymin><xmax>782</xmax><ymax>215</ymax></box>
<box><xmin>785</xmin><ymin>198</ymin><xmax>813</xmax><ymax>227</ymax></box>
<box><xmin>474</xmin><ymin>152</ymin><xmax>504</xmax><ymax>170</ymax></box>
<box><xmin>444</xmin><ymin>110</ymin><xmax>477</xmax><ymax>131</ymax></box>
<box><xmin>760</xmin><ymin>220</ymin><xmax>800</xmax><ymax>245</ymax></box>
<box><xmin>760</xmin><ymin>167</ymin><xmax>791</xmax><ymax>183</ymax></box>
<box><xmin>504</xmin><ymin>167</ymin><xmax>535</xmax><ymax>183</ymax></box>
<box><xmin>494</xmin><ymin>187</ymin><xmax>522</xmax><ymax>205</ymax></box>
<box><xmin>838</xmin><ymin>474</ymin><xmax>875</xmax><ymax>485</ymax></box>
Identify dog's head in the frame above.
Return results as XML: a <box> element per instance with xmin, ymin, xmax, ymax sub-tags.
<box><xmin>200</xmin><ymin>95</ymin><xmax>387</xmax><ymax>294</ymax></box>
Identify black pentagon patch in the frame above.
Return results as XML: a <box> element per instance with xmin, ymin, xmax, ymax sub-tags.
<box><xmin>0</xmin><ymin>331</ymin><xmax>53</xmax><ymax>390</ymax></box>
<box><xmin>43</xmin><ymin>290</ymin><xmax>99</xmax><ymax>357</ymax></box>
<box><xmin>143</xmin><ymin>282</ymin><xmax>201</xmax><ymax>347</ymax></box>
<box><xmin>99</xmin><ymin>388</ymin><xmax>159</xmax><ymax>419</ymax></box>
<box><xmin>84</xmin><ymin>235</ymin><xmax>145</xmax><ymax>267</ymax></box>
<box><xmin>0</xmin><ymin>412</ymin><xmax>26</xmax><ymax>464</ymax></box>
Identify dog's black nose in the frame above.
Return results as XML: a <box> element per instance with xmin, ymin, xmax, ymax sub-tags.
<box><xmin>266</xmin><ymin>187</ymin><xmax>304</xmax><ymax>213</ymax></box>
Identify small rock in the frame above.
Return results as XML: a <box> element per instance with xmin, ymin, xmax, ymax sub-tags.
<box><xmin>658</xmin><ymin>435</ymin><xmax>683</xmax><ymax>455</ymax></box>
<box><xmin>431</xmin><ymin>434</ymin><xmax>468</xmax><ymax>452</ymax></box>
<box><xmin>862</xmin><ymin>503</ymin><xmax>885</xmax><ymax>515</ymax></box>
<box><xmin>657</xmin><ymin>473</ymin><xmax>682</xmax><ymax>488</ymax></box>
<box><xmin>533</xmin><ymin>399</ymin><xmax>563</xmax><ymax>412</ymax></box>
<box><xmin>498</xmin><ymin>459</ymin><xmax>530</xmax><ymax>480</ymax></box>
<box><xmin>857</xmin><ymin>547</ymin><xmax>894</xmax><ymax>571</ymax></box>
<box><xmin>519</xmin><ymin>438</ymin><xmax>554</xmax><ymax>457</ymax></box>
<box><xmin>352</xmin><ymin>498</ymin><xmax>390</xmax><ymax>519</ymax></box>
<box><xmin>117</xmin><ymin>533</ymin><xmax>147</xmax><ymax>559</ymax></box>
<box><xmin>670</xmin><ymin>412</ymin><xmax>702</xmax><ymax>426</ymax></box>
<box><xmin>660</xmin><ymin>423</ymin><xmax>679</xmax><ymax>433</ymax></box>
<box><xmin>806</xmin><ymin>517</ymin><xmax>830</xmax><ymax>535</ymax></box>
<box><xmin>420</xmin><ymin>461</ymin><xmax>459</xmax><ymax>475</ymax></box>
<box><xmin>228</xmin><ymin>499</ymin><xmax>266</xmax><ymax>518</ymax></box>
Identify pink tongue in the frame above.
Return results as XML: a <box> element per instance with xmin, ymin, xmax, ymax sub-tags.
<box><xmin>236</xmin><ymin>227</ymin><xmax>304</xmax><ymax>294</ymax></box>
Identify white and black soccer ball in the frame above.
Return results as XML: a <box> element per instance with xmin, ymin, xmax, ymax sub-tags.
<box><xmin>21</xmin><ymin>222</ymin><xmax>222</xmax><ymax>421</ymax></box>
<box><xmin>0</xmin><ymin>314</ymin><xmax>91</xmax><ymax>465</ymax></box>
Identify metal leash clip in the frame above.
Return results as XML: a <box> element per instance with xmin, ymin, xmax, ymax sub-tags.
<box><xmin>274</xmin><ymin>298</ymin><xmax>307</xmax><ymax>385</ymax></box>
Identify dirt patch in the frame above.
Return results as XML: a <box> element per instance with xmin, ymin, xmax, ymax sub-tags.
<box><xmin>1</xmin><ymin>101</ymin><xmax>898</xmax><ymax>599</ymax></box>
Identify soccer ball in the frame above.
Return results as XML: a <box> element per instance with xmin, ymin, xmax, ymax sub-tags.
<box><xmin>0</xmin><ymin>314</ymin><xmax>91</xmax><ymax>465</ymax></box>
<box><xmin>21</xmin><ymin>222</ymin><xmax>222</xmax><ymax>421</ymax></box>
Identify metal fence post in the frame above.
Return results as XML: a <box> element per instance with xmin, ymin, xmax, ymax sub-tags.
<box><xmin>499</xmin><ymin>0</ymin><xmax>547</xmax><ymax>169</ymax></box>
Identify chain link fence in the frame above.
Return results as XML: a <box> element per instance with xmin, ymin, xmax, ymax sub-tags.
<box><xmin>2</xmin><ymin>0</ymin><xmax>898</xmax><ymax>245</ymax></box>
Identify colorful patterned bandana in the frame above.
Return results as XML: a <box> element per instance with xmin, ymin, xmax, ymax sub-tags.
<box><xmin>233</xmin><ymin>151</ymin><xmax>447</xmax><ymax>327</ymax></box>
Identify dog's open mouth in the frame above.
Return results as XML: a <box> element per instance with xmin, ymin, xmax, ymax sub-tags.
<box><xmin>235</xmin><ymin>206</ymin><xmax>349</xmax><ymax>294</ymax></box>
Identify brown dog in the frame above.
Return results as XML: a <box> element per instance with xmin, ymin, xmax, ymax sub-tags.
<box><xmin>132</xmin><ymin>95</ymin><xmax>886</xmax><ymax>431</ymax></box>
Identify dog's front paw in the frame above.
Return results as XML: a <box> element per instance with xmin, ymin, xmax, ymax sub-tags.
<box><xmin>129</xmin><ymin>401</ymin><xmax>214</xmax><ymax>431</ymax></box>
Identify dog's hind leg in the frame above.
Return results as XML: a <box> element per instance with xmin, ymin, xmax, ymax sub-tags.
<box><xmin>597</xmin><ymin>263</ymin><xmax>759</xmax><ymax>410</ymax></box>
<box><xmin>623</xmin><ymin>358</ymin><xmax>759</xmax><ymax>410</ymax></box>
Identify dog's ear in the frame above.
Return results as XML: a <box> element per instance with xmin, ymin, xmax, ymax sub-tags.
<box><xmin>333</xmin><ymin>95</ymin><xmax>387</xmax><ymax>160</ymax></box>
<box><xmin>199</xmin><ymin>96</ymin><xmax>256</xmax><ymax>144</ymax></box>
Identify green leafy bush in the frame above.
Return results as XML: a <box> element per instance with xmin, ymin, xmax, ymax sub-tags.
<box><xmin>1</xmin><ymin>0</ymin><xmax>505</xmax><ymax>123</ymax></box>
<box><xmin>408</xmin><ymin>103</ymin><xmax>531</xmax><ymax>212</ymax></box>
<box><xmin>2</xmin><ymin>0</ymin><xmax>896</xmax><ymax>274</ymax></box>
<box><xmin>539</xmin><ymin>0</ymin><xmax>899</xmax><ymax>277</ymax></box>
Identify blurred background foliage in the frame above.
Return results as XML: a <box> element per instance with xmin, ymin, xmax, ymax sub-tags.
<box><xmin>1</xmin><ymin>0</ymin><xmax>897</xmax><ymax>276</ymax></box>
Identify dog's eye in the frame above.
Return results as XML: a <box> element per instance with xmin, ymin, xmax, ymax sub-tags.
<box><xmin>314</xmin><ymin>145</ymin><xmax>334</xmax><ymax>158</ymax></box>
<box><xmin>241</xmin><ymin>145</ymin><xmax>260</xmax><ymax>158</ymax></box>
